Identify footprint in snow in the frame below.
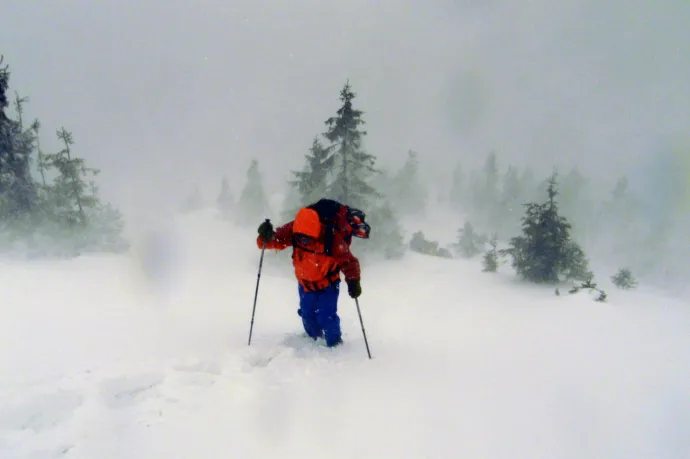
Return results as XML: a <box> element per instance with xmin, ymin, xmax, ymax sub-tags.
<box><xmin>0</xmin><ymin>389</ymin><xmax>83</xmax><ymax>433</ymax></box>
<box><xmin>99</xmin><ymin>372</ymin><xmax>164</xmax><ymax>409</ymax></box>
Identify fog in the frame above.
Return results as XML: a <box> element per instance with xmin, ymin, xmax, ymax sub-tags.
<box><xmin>2</xmin><ymin>1</ymin><xmax>688</xmax><ymax>292</ymax></box>
<box><xmin>3</xmin><ymin>1</ymin><xmax>687</xmax><ymax>203</ymax></box>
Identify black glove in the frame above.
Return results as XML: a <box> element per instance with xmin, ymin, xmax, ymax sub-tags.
<box><xmin>258</xmin><ymin>220</ymin><xmax>274</xmax><ymax>242</ymax></box>
<box><xmin>347</xmin><ymin>279</ymin><xmax>362</xmax><ymax>299</ymax></box>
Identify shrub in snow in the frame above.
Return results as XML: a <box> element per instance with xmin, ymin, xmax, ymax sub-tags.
<box><xmin>569</xmin><ymin>278</ymin><xmax>608</xmax><ymax>302</ymax></box>
<box><xmin>409</xmin><ymin>231</ymin><xmax>439</xmax><ymax>256</ymax></box>
<box><xmin>611</xmin><ymin>268</ymin><xmax>638</xmax><ymax>290</ymax></box>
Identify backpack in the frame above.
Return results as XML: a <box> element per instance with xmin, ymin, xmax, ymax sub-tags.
<box><xmin>292</xmin><ymin>199</ymin><xmax>371</xmax><ymax>255</ymax></box>
<box><xmin>291</xmin><ymin>199</ymin><xmax>370</xmax><ymax>290</ymax></box>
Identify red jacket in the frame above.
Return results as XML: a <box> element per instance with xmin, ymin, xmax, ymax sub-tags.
<box><xmin>257</xmin><ymin>221</ymin><xmax>360</xmax><ymax>291</ymax></box>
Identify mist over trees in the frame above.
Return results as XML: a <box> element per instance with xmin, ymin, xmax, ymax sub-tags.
<box><xmin>0</xmin><ymin>56</ymin><xmax>127</xmax><ymax>257</ymax></box>
<box><xmin>442</xmin><ymin>149</ymin><xmax>688</xmax><ymax>296</ymax></box>
<box><xmin>2</xmin><ymin>44</ymin><xmax>670</xmax><ymax>295</ymax></box>
<box><xmin>206</xmin><ymin>79</ymin><xmax>685</xmax><ymax>298</ymax></box>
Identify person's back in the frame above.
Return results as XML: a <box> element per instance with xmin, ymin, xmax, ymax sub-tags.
<box><xmin>256</xmin><ymin>199</ymin><xmax>368</xmax><ymax>346</ymax></box>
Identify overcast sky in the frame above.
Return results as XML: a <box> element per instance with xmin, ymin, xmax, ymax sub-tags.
<box><xmin>2</xmin><ymin>0</ymin><xmax>688</xmax><ymax>217</ymax></box>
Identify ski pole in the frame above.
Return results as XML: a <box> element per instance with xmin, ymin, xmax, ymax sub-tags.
<box><xmin>354</xmin><ymin>298</ymin><xmax>372</xmax><ymax>359</ymax></box>
<box><xmin>248</xmin><ymin>219</ymin><xmax>270</xmax><ymax>346</ymax></box>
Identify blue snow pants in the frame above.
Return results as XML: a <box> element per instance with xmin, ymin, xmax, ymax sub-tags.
<box><xmin>297</xmin><ymin>281</ymin><xmax>342</xmax><ymax>347</ymax></box>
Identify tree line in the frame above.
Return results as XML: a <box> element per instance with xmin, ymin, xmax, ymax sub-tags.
<box><xmin>0</xmin><ymin>56</ymin><xmax>127</xmax><ymax>257</ymax></box>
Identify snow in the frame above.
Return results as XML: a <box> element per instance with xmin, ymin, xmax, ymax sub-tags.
<box><xmin>1</xmin><ymin>209</ymin><xmax>689</xmax><ymax>459</ymax></box>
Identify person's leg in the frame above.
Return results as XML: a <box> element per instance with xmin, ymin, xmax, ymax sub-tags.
<box><xmin>297</xmin><ymin>284</ymin><xmax>322</xmax><ymax>340</ymax></box>
<box><xmin>315</xmin><ymin>281</ymin><xmax>342</xmax><ymax>347</ymax></box>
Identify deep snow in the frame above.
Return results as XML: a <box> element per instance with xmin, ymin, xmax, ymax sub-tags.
<box><xmin>1</xmin><ymin>209</ymin><xmax>689</xmax><ymax>459</ymax></box>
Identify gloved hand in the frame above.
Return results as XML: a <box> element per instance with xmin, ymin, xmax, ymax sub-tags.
<box><xmin>347</xmin><ymin>279</ymin><xmax>362</xmax><ymax>299</ymax></box>
<box><xmin>258</xmin><ymin>220</ymin><xmax>274</xmax><ymax>242</ymax></box>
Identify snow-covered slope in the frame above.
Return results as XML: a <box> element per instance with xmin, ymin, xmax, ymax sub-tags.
<box><xmin>1</xmin><ymin>210</ymin><xmax>689</xmax><ymax>459</ymax></box>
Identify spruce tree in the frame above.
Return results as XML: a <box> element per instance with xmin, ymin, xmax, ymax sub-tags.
<box><xmin>181</xmin><ymin>184</ymin><xmax>203</xmax><ymax>213</ymax></box>
<box><xmin>322</xmin><ymin>81</ymin><xmax>378</xmax><ymax>210</ymax></box>
<box><xmin>482</xmin><ymin>234</ymin><xmax>500</xmax><ymax>272</ymax></box>
<box><xmin>480</xmin><ymin>151</ymin><xmax>501</xmax><ymax>230</ymax></box>
<box><xmin>43</xmin><ymin>128</ymin><xmax>98</xmax><ymax>226</ymax></box>
<box><xmin>0</xmin><ymin>56</ymin><xmax>8</xmax><ymax>121</ymax></box>
<box><xmin>449</xmin><ymin>162</ymin><xmax>464</xmax><ymax>212</ymax></box>
<box><xmin>367</xmin><ymin>201</ymin><xmax>405</xmax><ymax>260</ymax></box>
<box><xmin>216</xmin><ymin>176</ymin><xmax>234</xmax><ymax>219</ymax></box>
<box><xmin>0</xmin><ymin>59</ymin><xmax>37</xmax><ymax>221</ymax></box>
<box><xmin>504</xmin><ymin>173</ymin><xmax>592</xmax><ymax>283</ymax></box>
<box><xmin>497</xmin><ymin>165</ymin><xmax>522</xmax><ymax>238</ymax></box>
<box><xmin>453</xmin><ymin>221</ymin><xmax>486</xmax><ymax>258</ymax></box>
<box><xmin>237</xmin><ymin>159</ymin><xmax>269</xmax><ymax>222</ymax></box>
<box><xmin>289</xmin><ymin>136</ymin><xmax>333</xmax><ymax>207</ymax></box>
<box><xmin>388</xmin><ymin>150</ymin><xmax>427</xmax><ymax>216</ymax></box>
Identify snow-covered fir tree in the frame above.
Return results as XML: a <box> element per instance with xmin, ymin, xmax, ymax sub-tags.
<box><xmin>38</xmin><ymin>128</ymin><xmax>127</xmax><ymax>253</ymax></box>
<box><xmin>322</xmin><ymin>81</ymin><xmax>379</xmax><ymax>210</ymax></box>
<box><xmin>449</xmin><ymin>162</ymin><xmax>465</xmax><ymax>213</ymax></box>
<box><xmin>480</xmin><ymin>151</ymin><xmax>501</xmax><ymax>230</ymax></box>
<box><xmin>42</xmin><ymin>127</ymin><xmax>96</xmax><ymax>226</ymax></box>
<box><xmin>288</xmin><ymin>137</ymin><xmax>333</xmax><ymax>210</ymax></box>
<box><xmin>496</xmin><ymin>165</ymin><xmax>522</xmax><ymax>239</ymax></box>
<box><xmin>216</xmin><ymin>176</ymin><xmax>234</xmax><ymax>219</ymax></box>
<box><xmin>366</xmin><ymin>201</ymin><xmax>405</xmax><ymax>260</ymax></box>
<box><xmin>0</xmin><ymin>64</ymin><xmax>37</xmax><ymax>223</ymax></box>
<box><xmin>503</xmin><ymin>173</ymin><xmax>592</xmax><ymax>283</ymax></box>
<box><xmin>482</xmin><ymin>234</ymin><xmax>500</xmax><ymax>273</ymax></box>
<box><xmin>237</xmin><ymin>159</ymin><xmax>269</xmax><ymax>222</ymax></box>
<box><xmin>180</xmin><ymin>184</ymin><xmax>203</xmax><ymax>214</ymax></box>
<box><xmin>453</xmin><ymin>221</ymin><xmax>486</xmax><ymax>258</ymax></box>
<box><xmin>388</xmin><ymin>150</ymin><xmax>427</xmax><ymax>216</ymax></box>
<box><xmin>559</xmin><ymin>166</ymin><xmax>591</xmax><ymax>241</ymax></box>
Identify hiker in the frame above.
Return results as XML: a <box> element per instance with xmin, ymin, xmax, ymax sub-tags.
<box><xmin>256</xmin><ymin>199</ymin><xmax>370</xmax><ymax>347</ymax></box>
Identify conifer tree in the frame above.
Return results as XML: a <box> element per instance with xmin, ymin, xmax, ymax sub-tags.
<box><xmin>43</xmin><ymin>128</ymin><xmax>98</xmax><ymax>226</ymax></box>
<box><xmin>179</xmin><ymin>184</ymin><xmax>203</xmax><ymax>214</ymax></box>
<box><xmin>559</xmin><ymin>166</ymin><xmax>591</xmax><ymax>240</ymax></box>
<box><xmin>388</xmin><ymin>150</ymin><xmax>427</xmax><ymax>215</ymax></box>
<box><xmin>0</xmin><ymin>59</ymin><xmax>37</xmax><ymax>221</ymax></box>
<box><xmin>237</xmin><ymin>159</ymin><xmax>269</xmax><ymax>222</ymax></box>
<box><xmin>367</xmin><ymin>201</ymin><xmax>405</xmax><ymax>260</ymax></box>
<box><xmin>497</xmin><ymin>165</ymin><xmax>522</xmax><ymax>238</ymax></box>
<box><xmin>449</xmin><ymin>162</ymin><xmax>465</xmax><ymax>212</ymax></box>
<box><xmin>289</xmin><ymin>136</ymin><xmax>333</xmax><ymax>207</ymax></box>
<box><xmin>0</xmin><ymin>56</ymin><xmax>8</xmax><ymax>122</ymax></box>
<box><xmin>453</xmin><ymin>221</ymin><xmax>486</xmax><ymax>258</ymax></box>
<box><xmin>0</xmin><ymin>57</ymin><xmax>126</xmax><ymax>255</ymax></box>
<box><xmin>482</xmin><ymin>234</ymin><xmax>500</xmax><ymax>272</ymax></box>
<box><xmin>503</xmin><ymin>173</ymin><xmax>592</xmax><ymax>283</ymax></box>
<box><xmin>322</xmin><ymin>81</ymin><xmax>378</xmax><ymax>210</ymax></box>
<box><xmin>479</xmin><ymin>152</ymin><xmax>501</xmax><ymax>230</ymax></box>
<box><xmin>611</xmin><ymin>268</ymin><xmax>637</xmax><ymax>289</ymax></box>
<box><xmin>216</xmin><ymin>176</ymin><xmax>234</xmax><ymax>219</ymax></box>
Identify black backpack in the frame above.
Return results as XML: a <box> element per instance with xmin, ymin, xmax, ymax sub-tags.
<box><xmin>306</xmin><ymin>199</ymin><xmax>371</xmax><ymax>241</ymax></box>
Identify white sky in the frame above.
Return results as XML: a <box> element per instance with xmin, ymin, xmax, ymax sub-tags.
<box><xmin>2</xmin><ymin>0</ymin><xmax>688</xmax><ymax>215</ymax></box>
